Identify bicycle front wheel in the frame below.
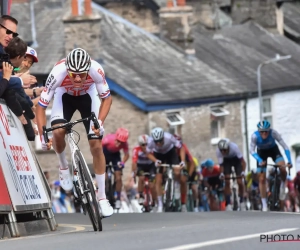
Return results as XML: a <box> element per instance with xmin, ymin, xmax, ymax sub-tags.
<box><xmin>75</xmin><ymin>150</ymin><xmax>102</xmax><ymax>231</ymax></box>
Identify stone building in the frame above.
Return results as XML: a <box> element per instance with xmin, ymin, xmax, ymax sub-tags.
<box><xmin>10</xmin><ymin>0</ymin><xmax>300</xmax><ymax>183</ymax></box>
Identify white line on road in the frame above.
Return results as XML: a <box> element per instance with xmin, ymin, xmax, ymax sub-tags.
<box><xmin>159</xmin><ymin>228</ymin><xmax>299</xmax><ymax>250</ymax></box>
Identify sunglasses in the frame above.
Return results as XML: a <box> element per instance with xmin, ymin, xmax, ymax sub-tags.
<box><xmin>116</xmin><ymin>140</ymin><xmax>123</xmax><ymax>144</ymax></box>
<box><xmin>0</xmin><ymin>24</ymin><xmax>18</xmax><ymax>38</ymax></box>
<box><xmin>141</xmin><ymin>143</ymin><xmax>147</xmax><ymax>146</ymax></box>
<box><xmin>68</xmin><ymin>71</ymin><xmax>88</xmax><ymax>79</ymax></box>
<box><xmin>220</xmin><ymin>149</ymin><xmax>228</xmax><ymax>153</ymax></box>
<box><xmin>154</xmin><ymin>139</ymin><xmax>163</xmax><ymax>144</ymax></box>
<box><xmin>259</xmin><ymin>131</ymin><xmax>269</xmax><ymax>134</ymax></box>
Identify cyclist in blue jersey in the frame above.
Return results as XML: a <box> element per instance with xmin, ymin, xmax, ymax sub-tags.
<box><xmin>250</xmin><ymin>120</ymin><xmax>292</xmax><ymax>211</ymax></box>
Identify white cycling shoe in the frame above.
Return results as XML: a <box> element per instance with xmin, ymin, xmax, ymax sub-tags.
<box><xmin>99</xmin><ymin>199</ymin><xmax>113</xmax><ymax>218</ymax></box>
<box><xmin>59</xmin><ymin>168</ymin><xmax>73</xmax><ymax>191</ymax></box>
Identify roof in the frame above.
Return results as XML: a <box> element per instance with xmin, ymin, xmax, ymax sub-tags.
<box><xmin>10</xmin><ymin>0</ymin><xmax>250</xmax><ymax>111</ymax></box>
<box><xmin>11</xmin><ymin>0</ymin><xmax>65</xmax><ymax>74</ymax></box>
<box><xmin>193</xmin><ymin>20</ymin><xmax>300</xmax><ymax>93</ymax></box>
<box><xmin>283</xmin><ymin>2</ymin><xmax>300</xmax><ymax>38</ymax></box>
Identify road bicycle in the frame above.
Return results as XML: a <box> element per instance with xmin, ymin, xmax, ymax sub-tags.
<box><xmin>141</xmin><ymin>171</ymin><xmax>153</xmax><ymax>213</ymax></box>
<box><xmin>160</xmin><ymin>164</ymin><xmax>181</xmax><ymax>212</ymax></box>
<box><xmin>225</xmin><ymin>167</ymin><xmax>243</xmax><ymax>211</ymax></box>
<box><xmin>267</xmin><ymin>164</ymin><xmax>290</xmax><ymax>211</ymax></box>
<box><xmin>43</xmin><ymin>112</ymin><xmax>102</xmax><ymax>231</ymax></box>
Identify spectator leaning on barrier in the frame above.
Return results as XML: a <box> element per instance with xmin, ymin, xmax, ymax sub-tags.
<box><xmin>1</xmin><ymin>37</ymin><xmax>36</xmax><ymax>141</ymax></box>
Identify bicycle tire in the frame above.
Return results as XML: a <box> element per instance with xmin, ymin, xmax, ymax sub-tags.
<box><xmin>164</xmin><ymin>178</ymin><xmax>174</xmax><ymax>212</ymax></box>
<box><xmin>75</xmin><ymin>150</ymin><xmax>102</xmax><ymax>231</ymax></box>
<box><xmin>233</xmin><ymin>188</ymin><xmax>238</xmax><ymax>211</ymax></box>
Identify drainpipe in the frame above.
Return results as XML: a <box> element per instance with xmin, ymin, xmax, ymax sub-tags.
<box><xmin>244</xmin><ymin>99</ymin><xmax>250</xmax><ymax>172</ymax></box>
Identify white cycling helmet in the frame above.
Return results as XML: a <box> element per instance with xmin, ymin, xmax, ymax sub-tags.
<box><xmin>66</xmin><ymin>48</ymin><xmax>91</xmax><ymax>72</ymax></box>
<box><xmin>138</xmin><ymin>134</ymin><xmax>148</xmax><ymax>145</ymax></box>
<box><xmin>218</xmin><ymin>138</ymin><xmax>230</xmax><ymax>150</ymax></box>
<box><xmin>151</xmin><ymin>127</ymin><xmax>164</xmax><ymax>141</ymax></box>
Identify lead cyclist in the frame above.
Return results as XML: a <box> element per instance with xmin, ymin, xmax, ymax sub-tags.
<box><xmin>36</xmin><ymin>48</ymin><xmax>113</xmax><ymax>217</ymax></box>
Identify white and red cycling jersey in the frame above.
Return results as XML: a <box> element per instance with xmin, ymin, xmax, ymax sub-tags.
<box><xmin>38</xmin><ymin>59</ymin><xmax>110</xmax><ymax>108</ymax></box>
<box><xmin>132</xmin><ymin>145</ymin><xmax>152</xmax><ymax>165</ymax></box>
<box><xmin>146</xmin><ymin>132</ymin><xmax>182</xmax><ymax>154</ymax></box>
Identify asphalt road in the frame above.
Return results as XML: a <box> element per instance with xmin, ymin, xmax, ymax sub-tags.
<box><xmin>1</xmin><ymin>211</ymin><xmax>300</xmax><ymax>250</ymax></box>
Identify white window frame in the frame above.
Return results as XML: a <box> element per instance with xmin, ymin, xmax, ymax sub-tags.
<box><xmin>165</xmin><ymin>111</ymin><xmax>185</xmax><ymax>126</ymax></box>
<box><xmin>262</xmin><ymin>96</ymin><xmax>273</xmax><ymax>123</ymax></box>
<box><xmin>210</xmin><ymin>105</ymin><xmax>229</xmax><ymax>145</ymax></box>
<box><xmin>35</xmin><ymin>109</ymin><xmax>54</xmax><ymax>152</ymax></box>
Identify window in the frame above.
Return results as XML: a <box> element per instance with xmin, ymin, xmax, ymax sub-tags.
<box><xmin>262</xmin><ymin>98</ymin><xmax>272</xmax><ymax>125</ymax></box>
<box><xmin>165</xmin><ymin>112</ymin><xmax>185</xmax><ymax>126</ymax></box>
<box><xmin>35</xmin><ymin>109</ymin><xmax>53</xmax><ymax>151</ymax></box>
<box><xmin>165</xmin><ymin>111</ymin><xmax>184</xmax><ymax>136</ymax></box>
<box><xmin>210</xmin><ymin>105</ymin><xmax>229</xmax><ymax>145</ymax></box>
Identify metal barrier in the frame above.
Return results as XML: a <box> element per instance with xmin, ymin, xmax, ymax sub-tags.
<box><xmin>0</xmin><ymin>99</ymin><xmax>57</xmax><ymax>237</ymax></box>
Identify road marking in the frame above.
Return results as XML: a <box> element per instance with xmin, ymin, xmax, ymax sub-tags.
<box><xmin>159</xmin><ymin>228</ymin><xmax>299</xmax><ymax>250</ymax></box>
<box><xmin>0</xmin><ymin>224</ymin><xmax>88</xmax><ymax>242</ymax></box>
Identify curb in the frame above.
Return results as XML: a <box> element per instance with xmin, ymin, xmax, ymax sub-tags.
<box><xmin>0</xmin><ymin>219</ymin><xmax>56</xmax><ymax>238</ymax></box>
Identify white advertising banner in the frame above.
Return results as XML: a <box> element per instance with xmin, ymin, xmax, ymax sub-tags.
<box><xmin>0</xmin><ymin>101</ymin><xmax>50</xmax><ymax>210</ymax></box>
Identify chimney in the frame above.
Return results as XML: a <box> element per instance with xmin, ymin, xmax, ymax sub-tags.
<box><xmin>159</xmin><ymin>0</ymin><xmax>195</xmax><ymax>55</ymax></box>
<box><xmin>63</xmin><ymin>0</ymin><xmax>102</xmax><ymax>59</ymax></box>
<box><xmin>230</xmin><ymin>0</ymin><xmax>277</xmax><ymax>29</ymax></box>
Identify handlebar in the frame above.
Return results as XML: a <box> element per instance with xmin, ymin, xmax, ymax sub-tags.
<box><xmin>159</xmin><ymin>164</ymin><xmax>181</xmax><ymax>169</ymax></box>
<box><xmin>42</xmin><ymin>112</ymin><xmax>99</xmax><ymax>143</ymax></box>
<box><xmin>267</xmin><ymin>164</ymin><xmax>291</xmax><ymax>176</ymax></box>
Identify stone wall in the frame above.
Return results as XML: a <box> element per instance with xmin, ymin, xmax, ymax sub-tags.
<box><xmin>149</xmin><ymin>101</ymin><xmax>244</xmax><ymax>164</ymax></box>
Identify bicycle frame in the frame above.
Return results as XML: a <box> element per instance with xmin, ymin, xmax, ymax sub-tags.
<box><xmin>160</xmin><ymin>164</ymin><xmax>181</xmax><ymax>211</ymax></box>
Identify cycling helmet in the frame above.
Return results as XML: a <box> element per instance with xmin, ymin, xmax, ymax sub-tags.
<box><xmin>218</xmin><ymin>139</ymin><xmax>230</xmax><ymax>150</ymax></box>
<box><xmin>138</xmin><ymin>134</ymin><xmax>148</xmax><ymax>145</ymax></box>
<box><xmin>66</xmin><ymin>48</ymin><xmax>91</xmax><ymax>72</ymax></box>
<box><xmin>257</xmin><ymin>120</ymin><xmax>271</xmax><ymax>131</ymax></box>
<box><xmin>151</xmin><ymin>127</ymin><xmax>164</xmax><ymax>141</ymax></box>
<box><xmin>205</xmin><ymin>159</ymin><xmax>214</xmax><ymax>168</ymax></box>
<box><xmin>116</xmin><ymin>128</ymin><xmax>129</xmax><ymax>143</ymax></box>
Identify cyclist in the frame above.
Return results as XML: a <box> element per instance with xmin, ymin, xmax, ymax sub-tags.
<box><xmin>146</xmin><ymin>127</ymin><xmax>186</xmax><ymax>213</ymax></box>
<box><xmin>217</xmin><ymin>138</ymin><xmax>246</xmax><ymax>211</ymax></box>
<box><xmin>174</xmin><ymin>134</ymin><xmax>198</xmax><ymax>212</ymax></box>
<box><xmin>250</xmin><ymin>120</ymin><xmax>292</xmax><ymax>212</ymax></box>
<box><xmin>36</xmin><ymin>48</ymin><xmax>113</xmax><ymax>217</ymax></box>
<box><xmin>201</xmin><ymin>159</ymin><xmax>225</xmax><ymax>211</ymax></box>
<box><xmin>245</xmin><ymin>169</ymin><xmax>260</xmax><ymax>210</ymax></box>
<box><xmin>132</xmin><ymin>134</ymin><xmax>156</xmax><ymax>206</ymax></box>
<box><xmin>102</xmin><ymin>127</ymin><xmax>129</xmax><ymax>209</ymax></box>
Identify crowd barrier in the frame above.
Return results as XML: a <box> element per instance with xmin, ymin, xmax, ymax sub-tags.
<box><xmin>0</xmin><ymin>99</ymin><xmax>56</xmax><ymax>237</ymax></box>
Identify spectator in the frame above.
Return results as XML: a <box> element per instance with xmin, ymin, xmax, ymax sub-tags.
<box><xmin>0</xmin><ymin>15</ymin><xmax>36</xmax><ymax>90</ymax></box>
<box><xmin>1</xmin><ymin>37</ymin><xmax>36</xmax><ymax>140</ymax></box>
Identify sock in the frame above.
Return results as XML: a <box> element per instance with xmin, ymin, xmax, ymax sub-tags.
<box><xmin>194</xmin><ymin>200</ymin><xmax>197</xmax><ymax>208</ymax></box>
<box><xmin>239</xmin><ymin>195</ymin><xmax>244</xmax><ymax>203</ymax></box>
<box><xmin>95</xmin><ymin>173</ymin><xmax>106</xmax><ymax>200</ymax></box>
<box><xmin>56</xmin><ymin>150</ymin><xmax>68</xmax><ymax>170</ymax></box>
<box><xmin>181</xmin><ymin>193</ymin><xmax>186</xmax><ymax>204</ymax></box>
<box><xmin>117</xmin><ymin>192</ymin><xmax>121</xmax><ymax>200</ymax></box>
<box><xmin>280</xmin><ymin>182</ymin><xmax>285</xmax><ymax>189</ymax></box>
<box><xmin>158</xmin><ymin>196</ymin><xmax>162</xmax><ymax>207</ymax></box>
<box><xmin>261</xmin><ymin>198</ymin><xmax>267</xmax><ymax>208</ymax></box>
<box><xmin>225</xmin><ymin>195</ymin><xmax>231</xmax><ymax>206</ymax></box>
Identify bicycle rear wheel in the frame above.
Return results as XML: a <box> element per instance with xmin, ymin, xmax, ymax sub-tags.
<box><xmin>75</xmin><ymin>150</ymin><xmax>102</xmax><ymax>231</ymax></box>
